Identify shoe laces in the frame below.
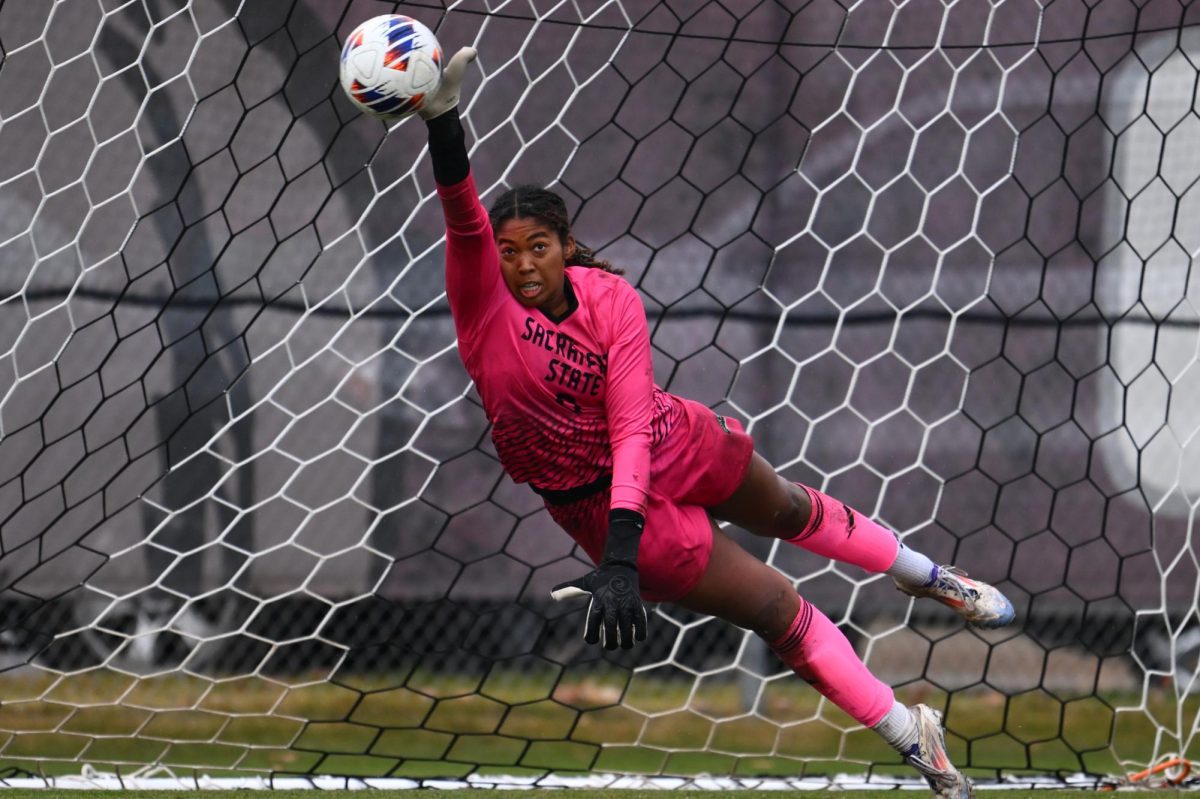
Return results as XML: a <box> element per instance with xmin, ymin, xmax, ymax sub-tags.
<box><xmin>936</xmin><ymin>566</ymin><xmax>981</xmax><ymax>614</ymax></box>
<box><xmin>906</xmin><ymin>748</ymin><xmax>959</xmax><ymax>794</ymax></box>
<box><xmin>908</xmin><ymin>752</ymin><xmax>964</xmax><ymax>797</ymax></box>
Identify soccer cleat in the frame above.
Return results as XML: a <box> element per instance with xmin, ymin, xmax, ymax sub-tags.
<box><xmin>904</xmin><ymin>704</ymin><xmax>974</xmax><ymax>799</ymax></box>
<box><xmin>895</xmin><ymin>565</ymin><xmax>1015</xmax><ymax>629</ymax></box>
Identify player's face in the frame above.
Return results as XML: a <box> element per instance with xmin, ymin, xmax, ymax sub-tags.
<box><xmin>496</xmin><ymin>217</ymin><xmax>576</xmax><ymax>318</ymax></box>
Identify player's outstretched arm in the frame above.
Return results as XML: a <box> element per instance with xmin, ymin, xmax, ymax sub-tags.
<box><xmin>422</xmin><ymin>47</ymin><xmax>498</xmax><ymax>345</ymax></box>
<box><xmin>421</xmin><ymin>47</ymin><xmax>477</xmax><ymax>187</ymax></box>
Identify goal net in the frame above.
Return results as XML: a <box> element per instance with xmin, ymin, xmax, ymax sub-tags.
<box><xmin>1</xmin><ymin>0</ymin><xmax>1198</xmax><ymax>788</ymax></box>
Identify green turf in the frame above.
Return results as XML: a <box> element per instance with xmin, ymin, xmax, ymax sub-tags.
<box><xmin>1</xmin><ymin>668</ymin><xmax>1194</xmax><ymax>785</ymax></box>
<box><xmin>0</xmin><ymin>787</ymin><xmax>1176</xmax><ymax>791</ymax></box>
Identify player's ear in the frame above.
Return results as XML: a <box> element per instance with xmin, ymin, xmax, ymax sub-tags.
<box><xmin>564</xmin><ymin>234</ymin><xmax>576</xmax><ymax>262</ymax></box>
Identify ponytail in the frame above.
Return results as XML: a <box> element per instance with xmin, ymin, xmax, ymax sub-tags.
<box><xmin>567</xmin><ymin>241</ymin><xmax>623</xmax><ymax>275</ymax></box>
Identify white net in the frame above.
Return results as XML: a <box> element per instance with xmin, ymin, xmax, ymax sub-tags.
<box><xmin>1</xmin><ymin>0</ymin><xmax>1199</xmax><ymax>787</ymax></box>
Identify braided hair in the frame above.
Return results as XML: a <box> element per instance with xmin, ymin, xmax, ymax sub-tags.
<box><xmin>488</xmin><ymin>185</ymin><xmax>623</xmax><ymax>275</ymax></box>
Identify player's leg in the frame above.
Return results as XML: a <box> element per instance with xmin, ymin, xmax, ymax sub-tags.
<box><xmin>709</xmin><ymin>453</ymin><xmax>1013</xmax><ymax>629</ymax></box>
<box><xmin>675</xmin><ymin>525</ymin><xmax>973</xmax><ymax>799</ymax></box>
<box><xmin>709</xmin><ymin>453</ymin><xmax>900</xmax><ymax>571</ymax></box>
<box><xmin>664</xmin><ymin>402</ymin><xmax>908</xmax><ymax>579</ymax></box>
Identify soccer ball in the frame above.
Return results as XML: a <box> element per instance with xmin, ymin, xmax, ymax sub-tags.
<box><xmin>339</xmin><ymin>15</ymin><xmax>442</xmax><ymax>119</ymax></box>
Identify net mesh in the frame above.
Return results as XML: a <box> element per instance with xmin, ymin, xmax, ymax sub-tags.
<box><xmin>1</xmin><ymin>0</ymin><xmax>1199</xmax><ymax>786</ymax></box>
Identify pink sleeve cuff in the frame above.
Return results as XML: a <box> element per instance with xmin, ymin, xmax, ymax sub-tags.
<box><xmin>610</xmin><ymin>485</ymin><xmax>647</xmax><ymax>516</ymax></box>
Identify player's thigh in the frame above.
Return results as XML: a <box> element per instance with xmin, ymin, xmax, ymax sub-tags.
<box><xmin>708</xmin><ymin>452</ymin><xmax>810</xmax><ymax>539</ymax></box>
<box><xmin>673</xmin><ymin>523</ymin><xmax>800</xmax><ymax>641</ymax></box>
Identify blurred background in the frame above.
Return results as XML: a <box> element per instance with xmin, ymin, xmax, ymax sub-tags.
<box><xmin>0</xmin><ymin>0</ymin><xmax>1199</xmax><ymax>785</ymax></box>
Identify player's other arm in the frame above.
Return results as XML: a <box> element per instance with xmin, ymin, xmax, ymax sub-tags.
<box><xmin>603</xmin><ymin>280</ymin><xmax>655</xmax><ymax>518</ymax></box>
<box><xmin>601</xmin><ymin>280</ymin><xmax>656</xmax><ymax>640</ymax></box>
<box><xmin>551</xmin><ymin>279</ymin><xmax>654</xmax><ymax>651</ymax></box>
<box><xmin>420</xmin><ymin>48</ymin><xmax>498</xmax><ymax>342</ymax></box>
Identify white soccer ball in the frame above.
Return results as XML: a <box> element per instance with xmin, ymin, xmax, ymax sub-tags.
<box><xmin>339</xmin><ymin>15</ymin><xmax>442</xmax><ymax>119</ymax></box>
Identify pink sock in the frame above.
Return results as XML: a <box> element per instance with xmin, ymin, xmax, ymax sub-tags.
<box><xmin>768</xmin><ymin>597</ymin><xmax>894</xmax><ymax>726</ymax></box>
<box><xmin>787</xmin><ymin>484</ymin><xmax>900</xmax><ymax>573</ymax></box>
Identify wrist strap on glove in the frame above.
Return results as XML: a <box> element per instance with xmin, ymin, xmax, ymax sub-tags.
<box><xmin>603</xmin><ymin>508</ymin><xmax>645</xmax><ymax>567</ymax></box>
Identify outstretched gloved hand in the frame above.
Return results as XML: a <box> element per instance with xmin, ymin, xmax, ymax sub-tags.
<box><xmin>418</xmin><ymin>46</ymin><xmax>477</xmax><ymax>120</ymax></box>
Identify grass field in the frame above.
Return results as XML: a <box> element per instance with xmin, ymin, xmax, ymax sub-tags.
<box><xmin>1</xmin><ymin>668</ymin><xmax>1196</xmax><ymax>790</ymax></box>
<box><xmin>0</xmin><ymin>787</ymin><xmax>1176</xmax><ymax>791</ymax></box>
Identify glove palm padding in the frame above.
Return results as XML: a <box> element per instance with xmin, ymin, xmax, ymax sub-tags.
<box><xmin>552</xmin><ymin>560</ymin><xmax>647</xmax><ymax>650</ymax></box>
<box><xmin>418</xmin><ymin>47</ymin><xmax>477</xmax><ymax>120</ymax></box>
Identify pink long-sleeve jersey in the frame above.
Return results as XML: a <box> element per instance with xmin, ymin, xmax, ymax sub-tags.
<box><xmin>437</xmin><ymin>175</ymin><xmax>681</xmax><ymax>514</ymax></box>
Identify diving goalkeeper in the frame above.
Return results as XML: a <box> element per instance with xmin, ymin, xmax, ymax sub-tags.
<box><xmin>417</xmin><ymin>47</ymin><xmax>1012</xmax><ymax>799</ymax></box>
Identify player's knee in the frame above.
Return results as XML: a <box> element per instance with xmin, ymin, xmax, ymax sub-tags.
<box><xmin>767</xmin><ymin>483</ymin><xmax>811</xmax><ymax>539</ymax></box>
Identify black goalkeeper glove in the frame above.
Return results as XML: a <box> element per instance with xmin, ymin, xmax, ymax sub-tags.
<box><xmin>551</xmin><ymin>509</ymin><xmax>648</xmax><ymax>650</ymax></box>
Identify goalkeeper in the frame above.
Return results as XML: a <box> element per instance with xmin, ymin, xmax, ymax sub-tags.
<box><xmin>418</xmin><ymin>48</ymin><xmax>1012</xmax><ymax>799</ymax></box>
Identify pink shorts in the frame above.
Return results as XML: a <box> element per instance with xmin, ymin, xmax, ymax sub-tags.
<box><xmin>545</xmin><ymin>398</ymin><xmax>755</xmax><ymax>603</ymax></box>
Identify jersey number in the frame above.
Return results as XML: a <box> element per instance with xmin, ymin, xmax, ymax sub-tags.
<box><xmin>555</xmin><ymin>392</ymin><xmax>582</xmax><ymax>414</ymax></box>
